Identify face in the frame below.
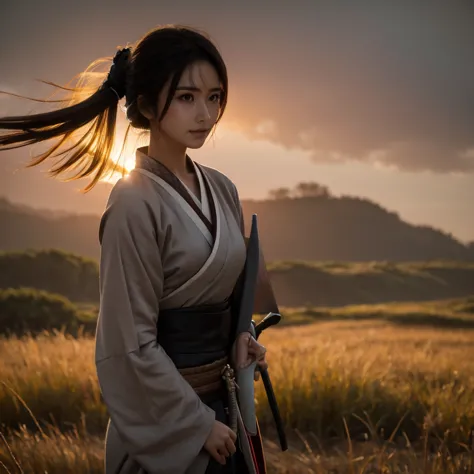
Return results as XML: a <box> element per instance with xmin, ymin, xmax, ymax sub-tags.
<box><xmin>147</xmin><ymin>60</ymin><xmax>223</xmax><ymax>150</ymax></box>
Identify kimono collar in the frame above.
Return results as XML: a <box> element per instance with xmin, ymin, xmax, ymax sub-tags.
<box><xmin>134</xmin><ymin>147</ymin><xmax>195</xmax><ymax>178</ymax></box>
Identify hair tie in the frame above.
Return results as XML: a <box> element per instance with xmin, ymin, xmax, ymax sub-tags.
<box><xmin>102</xmin><ymin>47</ymin><xmax>131</xmax><ymax>100</ymax></box>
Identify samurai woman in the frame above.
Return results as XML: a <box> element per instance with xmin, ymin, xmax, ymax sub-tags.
<box><xmin>0</xmin><ymin>24</ymin><xmax>268</xmax><ymax>474</ymax></box>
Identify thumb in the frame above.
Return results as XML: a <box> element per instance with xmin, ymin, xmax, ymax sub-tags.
<box><xmin>235</xmin><ymin>332</ymin><xmax>252</xmax><ymax>368</ymax></box>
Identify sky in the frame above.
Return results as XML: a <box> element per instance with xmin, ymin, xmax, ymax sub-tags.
<box><xmin>0</xmin><ymin>1</ymin><xmax>473</xmax><ymax>243</ymax></box>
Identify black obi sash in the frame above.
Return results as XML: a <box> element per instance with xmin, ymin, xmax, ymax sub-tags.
<box><xmin>157</xmin><ymin>300</ymin><xmax>233</xmax><ymax>369</ymax></box>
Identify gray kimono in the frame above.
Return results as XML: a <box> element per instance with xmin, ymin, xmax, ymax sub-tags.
<box><xmin>95</xmin><ymin>149</ymin><xmax>247</xmax><ymax>474</ymax></box>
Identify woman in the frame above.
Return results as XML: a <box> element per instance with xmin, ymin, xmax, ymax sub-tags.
<box><xmin>0</xmin><ymin>25</ymin><xmax>268</xmax><ymax>474</ymax></box>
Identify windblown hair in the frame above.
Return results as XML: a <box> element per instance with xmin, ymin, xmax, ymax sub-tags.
<box><xmin>0</xmin><ymin>25</ymin><xmax>228</xmax><ymax>191</ymax></box>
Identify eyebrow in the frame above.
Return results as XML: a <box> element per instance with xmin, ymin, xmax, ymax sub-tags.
<box><xmin>175</xmin><ymin>86</ymin><xmax>222</xmax><ymax>92</ymax></box>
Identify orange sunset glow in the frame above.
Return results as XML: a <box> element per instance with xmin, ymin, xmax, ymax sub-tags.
<box><xmin>0</xmin><ymin>2</ymin><xmax>473</xmax><ymax>244</ymax></box>
<box><xmin>2</xmin><ymin>4</ymin><xmax>474</xmax><ymax>473</ymax></box>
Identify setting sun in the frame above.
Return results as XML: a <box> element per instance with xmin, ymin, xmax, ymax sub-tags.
<box><xmin>99</xmin><ymin>118</ymin><xmax>149</xmax><ymax>184</ymax></box>
<box><xmin>101</xmin><ymin>154</ymin><xmax>136</xmax><ymax>185</ymax></box>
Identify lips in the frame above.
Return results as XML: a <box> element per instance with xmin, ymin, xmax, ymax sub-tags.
<box><xmin>190</xmin><ymin>129</ymin><xmax>209</xmax><ymax>133</ymax></box>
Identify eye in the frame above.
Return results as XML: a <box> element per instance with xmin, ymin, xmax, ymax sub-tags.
<box><xmin>178</xmin><ymin>93</ymin><xmax>194</xmax><ymax>102</ymax></box>
<box><xmin>209</xmin><ymin>93</ymin><xmax>221</xmax><ymax>103</ymax></box>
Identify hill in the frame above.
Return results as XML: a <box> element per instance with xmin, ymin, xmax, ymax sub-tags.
<box><xmin>0</xmin><ymin>195</ymin><xmax>473</xmax><ymax>262</ymax></box>
<box><xmin>0</xmin><ymin>197</ymin><xmax>100</xmax><ymax>260</ymax></box>
<box><xmin>1</xmin><ymin>249</ymin><xmax>474</xmax><ymax>307</ymax></box>
<box><xmin>243</xmin><ymin>196</ymin><xmax>474</xmax><ymax>262</ymax></box>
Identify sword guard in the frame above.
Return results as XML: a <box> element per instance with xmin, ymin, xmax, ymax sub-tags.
<box><xmin>254</xmin><ymin>312</ymin><xmax>282</xmax><ymax>339</ymax></box>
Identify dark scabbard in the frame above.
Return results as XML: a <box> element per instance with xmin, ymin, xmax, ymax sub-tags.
<box><xmin>236</xmin><ymin>214</ymin><xmax>288</xmax><ymax>452</ymax></box>
<box><xmin>261</xmin><ymin>365</ymin><xmax>288</xmax><ymax>452</ymax></box>
<box><xmin>235</xmin><ymin>214</ymin><xmax>260</xmax><ymax>336</ymax></box>
<box><xmin>252</xmin><ymin>317</ymin><xmax>288</xmax><ymax>452</ymax></box>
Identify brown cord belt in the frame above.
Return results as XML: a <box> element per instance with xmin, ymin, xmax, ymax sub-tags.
<box><xmin>178</xmin><ymin>356</ymin><xmax>239</xmax><ymax>435</ymax></box>
<box><xmin>178</xmin><ymin>356</ymin><xmax>229</xmax><ymax>395</ymax></box>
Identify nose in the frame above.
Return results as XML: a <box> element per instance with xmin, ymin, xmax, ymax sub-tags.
<box><xmin>195</xmin><ymin>98</ymin><xmax>211</xmax><ymax>122</ymax></box>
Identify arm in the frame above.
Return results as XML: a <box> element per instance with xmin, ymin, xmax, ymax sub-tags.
<box><xmin>95</xmin><ymin>184</ymin><xmax>215</xmax><ymax>474</ymax></box>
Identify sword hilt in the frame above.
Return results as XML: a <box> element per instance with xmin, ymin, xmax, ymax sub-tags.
<box><xmin>253</xmin><ymin>312</ymin><xmax>281</xmax><ymax>339</ymax></box>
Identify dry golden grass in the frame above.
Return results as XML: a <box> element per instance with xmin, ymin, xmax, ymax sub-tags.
<box><xmin>254</xmin><ymin>318</ymin><xmax>474</xmax><ymax>443</ymax></box>
<box><xmin>0</xmin><ymin>329</ymin><xmax>106</xmax><ymax>433</ymax></box>
<box><xmin>2</xmin><ymin>298</ymin><xmax>474</xmax><ymax>472</ymax></box>
<box><xmin>2</xmin><ymin>428</ymin><xmax>473</xmax><ymax>473</ymax></box>
<box><xmin>269</xmin><ymin>260</ymin><xmax>474</xmax><ymax>273</ymax></box>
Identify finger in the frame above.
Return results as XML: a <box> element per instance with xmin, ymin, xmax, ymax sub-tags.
<box><xmin>254</xmin><ymin>370</ymin><xmax>260</xmax><ymax>381</ymax></box>
<box><xmin>211</xmin><ymin>449</ymin><xmax>226</xmax><ymax>465</ymax></box>
<box><xmin>248</xmin><ymin>337</ymin><xmax>266</xmax><ymax>358</ymax></box>
<box><xmin>239</xmin><ymin>357</ymin><xmax>254</xmax><ymax>369</ymax></box>
<box><xmin>218</xmin><ymin>445</ymin><xmax>230</xmax><ymax>458</ymax></box>
<box><xmin>217</xmin><ymin>436</ymin><xmax>230</xmax><ymax>457</ymax></box>
<box><xmin>229</xmin><ymin>429</ymin><xmax>237</xmax><ymax>443</ymax></box>
<box><xmin>226</xmin><ymin>437</ymin><xmax>237</xmax><ymax>455</ymax></box>
<box><xmin>238</xmin><ymin>359</ymin><xmax>253</xmax><ymax>369</ymax></box>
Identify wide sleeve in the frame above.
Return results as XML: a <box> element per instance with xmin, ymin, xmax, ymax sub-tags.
<box><xmin>94</xmin><ymin>184</ymin><xmax>215</xmax><ymax>474</ymax></box>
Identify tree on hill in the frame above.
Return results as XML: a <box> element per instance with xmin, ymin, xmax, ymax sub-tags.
<box><xmin>268</xmin><ymin>181</ymin><xmax>332</xmax><ymax>200</ymax></box>
<box><xmin>294</xmin><ymin>182</ymin><xmax>331</xmax><ymax>198</ymax></box>
<box><xmin>268</xmin><ymin>187</ymin><xmax>292</xmax><ymax>200</ymax></box>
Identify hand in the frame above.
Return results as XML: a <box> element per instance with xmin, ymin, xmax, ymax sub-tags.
<box><xmin>235</xmin><ymin>332</ymin><xmax>268</xmax><ymax>380</ymax></box>
<box><xmin>204</xmin><ymin>420</ymin><xmax>237</xmax><ymax>465</ymax></box>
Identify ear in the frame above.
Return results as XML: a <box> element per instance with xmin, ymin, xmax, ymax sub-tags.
<box><xmin>137</xmin><ymin>95</ymin><xmax>155</xmax><ymax>120</ymax></box>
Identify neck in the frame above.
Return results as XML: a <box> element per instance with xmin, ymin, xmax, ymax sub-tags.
<box><xmin>147</xmin><ymin>135</ymin><xmax>192</xmax><ymax>177</ymax></box>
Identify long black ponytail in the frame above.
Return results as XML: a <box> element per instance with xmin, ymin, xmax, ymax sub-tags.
<box><xmin>0</xmin><ymin>24</ymin><xmax>229</xmax><ymax>192</ymax></box>
<box><xmin>0</xmin><ymin>48</ymin><xmax>131</xmax><ymax>191</ymax></box>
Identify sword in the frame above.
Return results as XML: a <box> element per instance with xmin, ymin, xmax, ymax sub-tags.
<box><xmin>234</xmin><ymin>214</ymin><xmax>260</xmax><ymax>335</ymax></box>
<box><xmin>232</xmin><ymin>214</ymin><xmax>288</xmax><ymax>452</ymax></box>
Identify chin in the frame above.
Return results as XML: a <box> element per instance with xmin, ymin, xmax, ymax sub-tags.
<box><xmin>186</xmin><ymin>143</ymin><xmax>206</xmax><ymax>149</ymax></box>
<box><xmin>185</xmin><ymin>137</ymin><xmax>209</xmax><ymax>149</ymax></box>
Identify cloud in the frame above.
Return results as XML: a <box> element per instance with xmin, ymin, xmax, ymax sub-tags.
<box><xmin>219</xmin><ymin>3</ymin><xmax>474</xmax><ymax>173</ymax></box>
<box><xmin>1</xmin><ymin>1</ymin><xmax>473</xmax><ymax>174</ymax></box>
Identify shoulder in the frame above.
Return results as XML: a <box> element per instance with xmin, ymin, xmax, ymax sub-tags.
<box><xmin>102</xmin><ymin>175</ymin><xmax>148</xmax><ymax>218</ymax></box>
<box><xmin>198</xmin><ymin>164</ymin><xmax>240</xmax><ymax>201</ymax></box>
<box><xmin>99</xmin><ymin>174</ymin><xmax>157</xmax><ymax>243</ymax></box>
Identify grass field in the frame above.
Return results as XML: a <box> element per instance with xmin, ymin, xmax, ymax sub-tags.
<box><xmin>2</xmin><ymin>296</ymin><xmax>474</xmax><ymax>473</ymax></box>
<box><xmin>271</xmin><ymin>294</ymin><xmax>474</xmax><ymax>328</ymax></box>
